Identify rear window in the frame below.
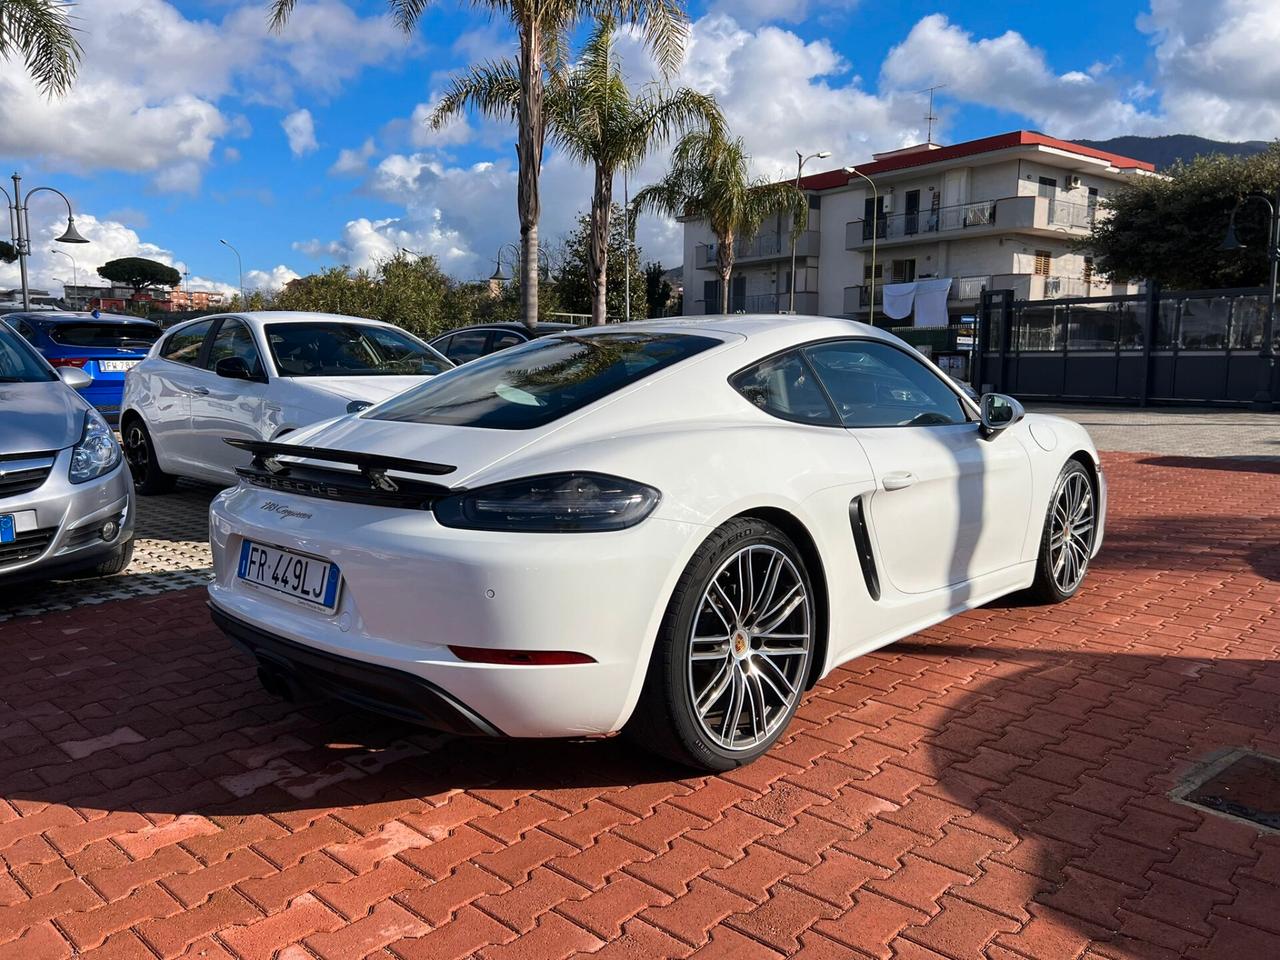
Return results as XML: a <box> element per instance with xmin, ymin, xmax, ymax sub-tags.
<box><xmin>50</xmin><ymin>322</ymin><xmax>161</xmax><ymax>350</ymax></box>
<box><xmin>370</xmin><ymin>331</ymin><xmax>720</xmax><ymax>429</ymax></box>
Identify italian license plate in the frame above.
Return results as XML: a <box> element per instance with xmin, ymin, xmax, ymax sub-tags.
<box><xmin>99</xmin><ymin>359</ymin><xmax>140</xmax><ymax>373</ymax></box>
<box><xmin>0</xmin><ymin>515</ymin><xmax>13</xmax><ymax>545</ymax></box>
<box><xmin>237</xmin><ymin>540</ymin><xmax>341</xmax><ymax>612</ymax></box>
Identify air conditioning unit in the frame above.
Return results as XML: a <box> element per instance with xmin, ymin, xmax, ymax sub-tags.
<box><xmin>881</xmin><ymin>191</ymin><xmax>893</xmax><ymax>212</ymax></box>
<box><xmin>1064</xmin><ymin>175</ymin><xmax>1082</xmax><ymax>191</ymax></box>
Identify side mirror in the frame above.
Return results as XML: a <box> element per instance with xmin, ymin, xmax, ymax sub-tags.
<box><xmin>214</xmin><ymin>356</ymin><xmax>258</xmax><ymax>381</ymax></box>
<box><xmin>979</xmin><ymin>393</ymin><xmax>1025</xmax><ymax>435</ymax></box>
<box><xmin>57</xmin><ymin>366</ymin><xmax>93</xmax><ymax>391</ymax></box>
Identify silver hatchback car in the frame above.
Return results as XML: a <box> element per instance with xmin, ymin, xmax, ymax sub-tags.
<box><xmin>0</xmin><ymin>322</ymin><xmax>135</xmax><ymax>582</ymax></box>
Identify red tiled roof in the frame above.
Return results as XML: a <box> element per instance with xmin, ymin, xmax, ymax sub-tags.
<box><xmin>796</xmin><ymin>130</ymin><xmax>1155</xmax><ymax>190</ymax></box>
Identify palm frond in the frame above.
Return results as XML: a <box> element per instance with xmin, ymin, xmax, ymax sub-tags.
<box><xmin>429</xmin><ymin>58</ymin><xmax>522</xmax><ymax>127</ymax></box>
<box><xmin>598</xmin><ymin>0</ymin><xmax>688</xmax><ymax>76</ymax></box>
<box><xmin>0</xmin><ymin>0</ymin><xmax>82</xmax><ymax>96</ymax></box>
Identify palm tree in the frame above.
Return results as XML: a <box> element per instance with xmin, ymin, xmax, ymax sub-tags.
<box><xmin>1</xmin><ymin>0</ymin><xmax>82</xmax><ymax>96</ymax></box>
<box><xmin>433</xmin><ymin>18</ymin><xmax>721</xmax><ymax>325</ymax></box>
<box><xmin>633</xmin><ymin>129</ymin><xmax>807</xmax><ymax>315</ymax></box>
<box><xmin>270</xmin><ymin>0</ymin><xmax>689</xmax><ymax>331</ymax></box>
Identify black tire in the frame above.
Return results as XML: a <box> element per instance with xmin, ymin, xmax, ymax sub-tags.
<box><xmin>88</xmin><ymin>538</ymin><xmax>134</xmax><ymax>577</ymax></box>
<box><xmin>122</xmin><ymin>417</ymin><xmax>176</xmax><ymax>495</ymax></box>
<box><xmin>1026</xmin><ymin>459</ymin><xmax>1096</xmax><ymax>604</ymax></box>
<box><xmin>626</xmin><ymin>517</ymin><xmax>815</xmax><ymax>771</ymax></box>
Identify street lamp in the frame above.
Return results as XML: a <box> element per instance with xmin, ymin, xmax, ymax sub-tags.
<box><xmin>1</xmin><ymin>172</ymin><xmax>88</xmax><ymax>310</ymax></box>
<box><xmin>1221</xmin><ymin>191</ymin><xmax>1279</xmax><ymax>411</ymax></box>
<box><xmin>50</xmin><ymin>248</ymin><xmax>78</xmax><ymax>293</ymax></box>
<box><xmin>845</xmin><ymin>165</ymin><xmax>879</xmax><ymax>326</ymax></box>
<box><xmin>219</xmin><ymin>238</ymin><xmax>245</xmax><ymax>307</ymax></box>
<box><xmin>788</xmin><ymin>150</ymin><xmax>830</xmax><ymax>314</ymax></box>
<box><xmin>490</xmin><ymin>243</ymin><xmax>549</xmax><ymax>285</ymax></box>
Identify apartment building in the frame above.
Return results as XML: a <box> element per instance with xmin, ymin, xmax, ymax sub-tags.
<box><xmin>681</xmin><ymin>131</ymin><xmax>1157</xmax><ymax>323</ymax></box>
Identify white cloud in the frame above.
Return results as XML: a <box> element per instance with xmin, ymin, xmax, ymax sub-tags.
<box><xmin>880</xmin><ymin>14</ymin><xmax>1164</xmax><ymax>139</ymax></box>
<box><xmin>283</xmin><ymin>109</ymin><xmax>319</xmax><ymax>156</ymax></box>
<box><xmin>708</xmin><ymin>0</ymin><xmax>858</xmax><ymax>27</ymax></box>
<box><xmin>0</xmin><ymin>0</ymin><xmax>409</xmax><ymax>190</ymax></box>
<box><xmin>1138</xmin><ymin>0</ymin><xmax>1280</xmax><ymax>140</ymax></box>
<box><xmin>0</xmin><ymin>204</ymin><xmax>296</xmax><ymax>298</ymax></box>
<box><xmin>330</xmin><ymin>138</ymin><xmax>378</xmax><ymax>176</ymax></box>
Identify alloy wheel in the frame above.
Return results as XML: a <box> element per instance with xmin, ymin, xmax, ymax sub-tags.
<box><xmin>686</xmin><ymin>544</ymin><xmax>812</xmax><ymax>751</ymax></box>
<box><xmin>124</xmin><ymin>424</ymin><xmax>149</xmax><ymax>477</ymax></box>
<box><xmin>1049</xmin><ymin>471</ymin><xmax>1094</xmax><ymax>593</ymax></box>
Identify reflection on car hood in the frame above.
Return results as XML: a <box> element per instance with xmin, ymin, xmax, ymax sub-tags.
<box><xmin>297</xmin><ymin>375</ymin><xmax>431</xmax><ymax>405</ymax></box>
<box><xmin>0</xmin><ymin>381</ymin><xmax>87</xmax><ymax>454</ymax></box>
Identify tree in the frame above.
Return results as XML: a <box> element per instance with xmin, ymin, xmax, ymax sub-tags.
<box><xmin>634</xmin><ymin>128</ymin><xmax>807</xmax><ymax>314</ymax></box>
<box><xmin>435</xmin><ymin>20</ymin><xmax>717</xmax><ymax>325</ymax></box>
<box><xmin>1082</xmin><ymin>144</ymin><xmax>1280</xmax><ymax>290</ymax></box>
<box><xmin>0</xmin><ymin>0</ymin><xmax>82</xmax><ymax>96</ymax></box>
<box><xmin>555</xmin><ymin>205</ymin><xmax>646</xmax><ymax>320</ymax></box>
<box><xmin>643</xmin><ymin>261</ymin><xmax>671</xmax><ymax>316</ymax></box>
<box><xmin>274</xmin><ymin>0</ymin><xmax>689</xmax><ymax>331</ymax></box>
<box><xmin>0</xmin><ymin>241</ymin><xmax>16</xmax><ymax>264</ymax></box>
<box><xmin>97</xmin><ymin>257</ymin><xmax>182</xmax><ymax>295</ymax></box>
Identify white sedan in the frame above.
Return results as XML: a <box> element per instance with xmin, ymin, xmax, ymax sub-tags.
<box><xmin>207</xmin><ymin>316</ymin><xmax>1105</xmax><ymax>770</ymax></box>
<box><xmin>121</xmin><ymin>312</ymin><xmax>451</xmax><ymax>491</ymax></box>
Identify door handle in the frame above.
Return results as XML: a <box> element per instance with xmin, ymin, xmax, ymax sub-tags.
<box><xmin>882</xmin><ymin>471</ymin><xmax>917</xmax><ymax>491</ymax></box>
<box><xmin>190</xmin><ymin>386</ymin><xmax>210</xmax><ymax>396</ymax></box>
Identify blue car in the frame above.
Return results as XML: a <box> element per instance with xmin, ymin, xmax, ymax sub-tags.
<box><xmin>1</xmin><ymin>312</ymin><xmax>163</xmax><ymax>422</ymax></box>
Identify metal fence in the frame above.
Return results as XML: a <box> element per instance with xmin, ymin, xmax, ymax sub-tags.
<box><xmin>968</xmin><ymin>286</ymin><xmax>1277</xmax><ymax>406</ymax></box>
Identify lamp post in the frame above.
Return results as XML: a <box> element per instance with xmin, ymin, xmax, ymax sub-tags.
<box><xmin>788</xmin><ymin>150</ymin><xmax>830</xmax><ymax>314</ymax></box>
<box><xmin>1</xmin><ymin>172</ymin><xmax>89</xmax><ymax>310</ymax></box>
<box><xmin>219</xmin><ymin>238</ymin><xmax>245</xmax><ymax>307</ymax></box>
<box><xmin>50</xmin><ymin>247</ymin><xmax>78</xmax><ymax>292</ymax></box>
<box><xmin>845</xmin><ymin>165</ymin><xmax>879</xmax><ymax>326</ymax></box>
<box><xmin>1221</xmin><ymin>190</ymin><xmax>1279</xmax><ymax>411</ymax></box>
<box><xmin>490</xmin><ymin>242</ymin><xmax>549</xmax><ymax>284</ymax></box>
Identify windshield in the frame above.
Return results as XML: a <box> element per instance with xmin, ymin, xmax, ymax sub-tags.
<box><xmin>0</xmin><ymin>326</ymin><xmax>56</xmax><ymax>383</ymax></box>
<box><xmin>370</xmin><ymin>331</ymin><xmax>720</xmax><ymax>429</ymax></box>
<box><xmin>48</xmin><ymin>321</ymin><xmax>162</xmax><ymax>350</ymax></box>
<box><xmin>265</xmin><ymin>322</ymin><xmax>451</xmax><ymax>378</ymax></box>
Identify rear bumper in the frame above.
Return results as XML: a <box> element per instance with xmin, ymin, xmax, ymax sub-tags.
<box><xmin>210</xmin><ymin>603</ymin><xmax>502</xmax><ymax>736</ymax></box>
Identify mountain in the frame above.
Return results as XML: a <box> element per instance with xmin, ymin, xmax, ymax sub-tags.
<box><xmin>1075</xmin><ymin>135</ymin><xmax>1271</xmax><ymax>170</ymax></box>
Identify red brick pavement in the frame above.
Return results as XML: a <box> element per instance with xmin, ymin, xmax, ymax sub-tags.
<box><xmin>0</xmin><ymin>452</ymin><xmax>1277</xmax><ymax>959</ymax></box>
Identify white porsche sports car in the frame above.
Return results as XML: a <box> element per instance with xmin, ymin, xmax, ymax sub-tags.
<box><xmin>207</xmin><ymin>316</ymin><xmax>1104</xmax><ymax>770</ymax></box>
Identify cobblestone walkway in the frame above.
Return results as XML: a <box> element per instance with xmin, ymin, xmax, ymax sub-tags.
<box><xmin>0</xmin><ymin>453</ymin><xmax>1276</xmax><ymax>958</ymax></box>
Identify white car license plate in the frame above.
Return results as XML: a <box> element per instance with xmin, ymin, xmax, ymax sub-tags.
<box><xmin>237</xmin><ymin>540</ymin><xmax>341</xmax><ymax>612</ymax></box>
<box><xmin>99</xmin><ymin>359</ymin><xmax>140</xmax><ymax>373</ymax></box>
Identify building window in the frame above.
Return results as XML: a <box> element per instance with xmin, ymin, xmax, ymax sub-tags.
<box><xmin>891</xmin><ymin>259</ymin><xmax>916</xmax><ymax>283</ymax></box>
<box><xmin>863</xmin><ymin>262</ymin><xmax>883</xmax><ymax>282</ymax></box>
<box><xmin>1033</xmin><ymin>250</ymin><xmax>1052</xmax><ymax>277</ymax></box>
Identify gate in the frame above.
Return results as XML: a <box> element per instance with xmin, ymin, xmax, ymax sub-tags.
<box><xmin>974</xmin><ymin>286</ymin><xmax>1275</xmax><ymax>406</ymax></box>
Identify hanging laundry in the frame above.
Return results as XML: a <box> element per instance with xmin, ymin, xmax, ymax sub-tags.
<box><xmin>882</xmin><ymin>281</ymin><xmax>916</xmax><ymax>320</ymax></box>
<box><xmin>912</xmin><ymin>278</ymin><xmax>953</xmax><ymax>328</ymax></box>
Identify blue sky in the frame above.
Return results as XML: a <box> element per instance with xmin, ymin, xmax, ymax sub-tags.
<box><xmin>1</xmin><ymin>0</ymin><xmax>1276</xmax><ymax>297</ymax></box>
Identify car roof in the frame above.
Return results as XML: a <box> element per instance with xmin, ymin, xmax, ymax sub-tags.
<box><xmin>2</xmin><ymin>311</ymin><xmax>158</xmax><ymax>326</ymax></box>
<box><xmin>544</xmin><ymin>314</ymin><xmax>895</xmax><ymax>350</ymax></box>
<box><xmin>436</xmin><ymin>321</ymin><xmax>581</xmax><ymax>337</ymax></box>
<box><xmin>166</xmin><ymin>311</ymin><xmax>403</xmax><ymax>333</ymax></box>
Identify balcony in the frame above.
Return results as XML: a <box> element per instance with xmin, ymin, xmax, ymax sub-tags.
<box><xmin>845</xmin><ymin>196</ymin><xmax>1099</xmax><ymax>250</ymax></box>
<box><xmin>696</xmin><ymin>230</ymin><xmax>821</xmax><ymax>268</ymax></box>
<box><xmin>698</xmin><ymin>291</ymin><xmax>819</xmax><ymax>315</ymax></box>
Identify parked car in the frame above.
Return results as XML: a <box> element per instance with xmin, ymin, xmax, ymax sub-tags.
<box><xmin>205</xmin><ymin>315</ymin><xmax>1105</xmax><ymax>770</ymax></box>
<box><xmin>1</xmin><ymin>312</ymin><xmax>162</xmax><ymax>423</ymax></box>
<box><xmin>0</xmin><ymin>322</ymin><xmax>135</xmax><ymax>583</ymax></box>
<box><xmin>121</xmin><ymin>312</ymin><xmax>452</xmax><ymax>493</ymax></box>
<box><xmin>429</xmin><ymin>321</ymin><xmax>581</xmax><ymax>364</ymax></box>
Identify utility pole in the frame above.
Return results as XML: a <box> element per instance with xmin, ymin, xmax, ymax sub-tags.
<box><xmin>790</xmin><ymin>150</ymin><xmax>830</xmax><ymax>313</ymax></box>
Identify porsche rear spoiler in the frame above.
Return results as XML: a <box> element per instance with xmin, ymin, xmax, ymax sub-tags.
<box><xmin>224</xmin><ymin>438</ymin><xmax>461</xmax><ymax>509</ymax></box>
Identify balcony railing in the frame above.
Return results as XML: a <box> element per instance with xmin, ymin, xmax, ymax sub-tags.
<box><xmin>846</xmin><ymin>200</ymin><xmax>998</xmax><ymax>247</ymax></box>
<box><xmin>696</xmin><ymin>230</ymin><xmax>821</xmax><ymax>268</ymax></box>
<box><xmin>1044</xmin><ymin>199</ymin><xmax>1098</xmax><ymax>231</ymax></box>
<box><xmin>699</xmin><ymin>291</ymin><xmax>819</xmax><ymax>315</ymax></box>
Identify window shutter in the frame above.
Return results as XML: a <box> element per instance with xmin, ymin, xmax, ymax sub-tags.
<box><xmin>1034</xmin><ymin>250</ymin><xmax>1052</xmax><ymax>277</ymax></box>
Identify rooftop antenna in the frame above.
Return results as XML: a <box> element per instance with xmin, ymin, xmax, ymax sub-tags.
<box><xmin>919</xmin><ymin>83</ymin><xmax>947</xmax><ymax>144</ymax></box>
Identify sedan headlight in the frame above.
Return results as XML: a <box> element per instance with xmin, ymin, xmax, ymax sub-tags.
<box><xmin>434</xmin><ymin>472</ymin><xmax>660</xmax><ymax>532</ymax></box>
<box><xmin>69</xmin><ymin>409</ymin><xmax>122</xmax><ymax>484</ymax></box>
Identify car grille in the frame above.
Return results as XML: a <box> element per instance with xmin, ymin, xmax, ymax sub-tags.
<box><xmin>0</xmin><ymin>454</ymin><xmax>56</xmax><ymax>499</ymax></box>
<box><xmin>0</xmin><ymin>527</ymin><xmax>56</xmax><ymax>570</ymax></box>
